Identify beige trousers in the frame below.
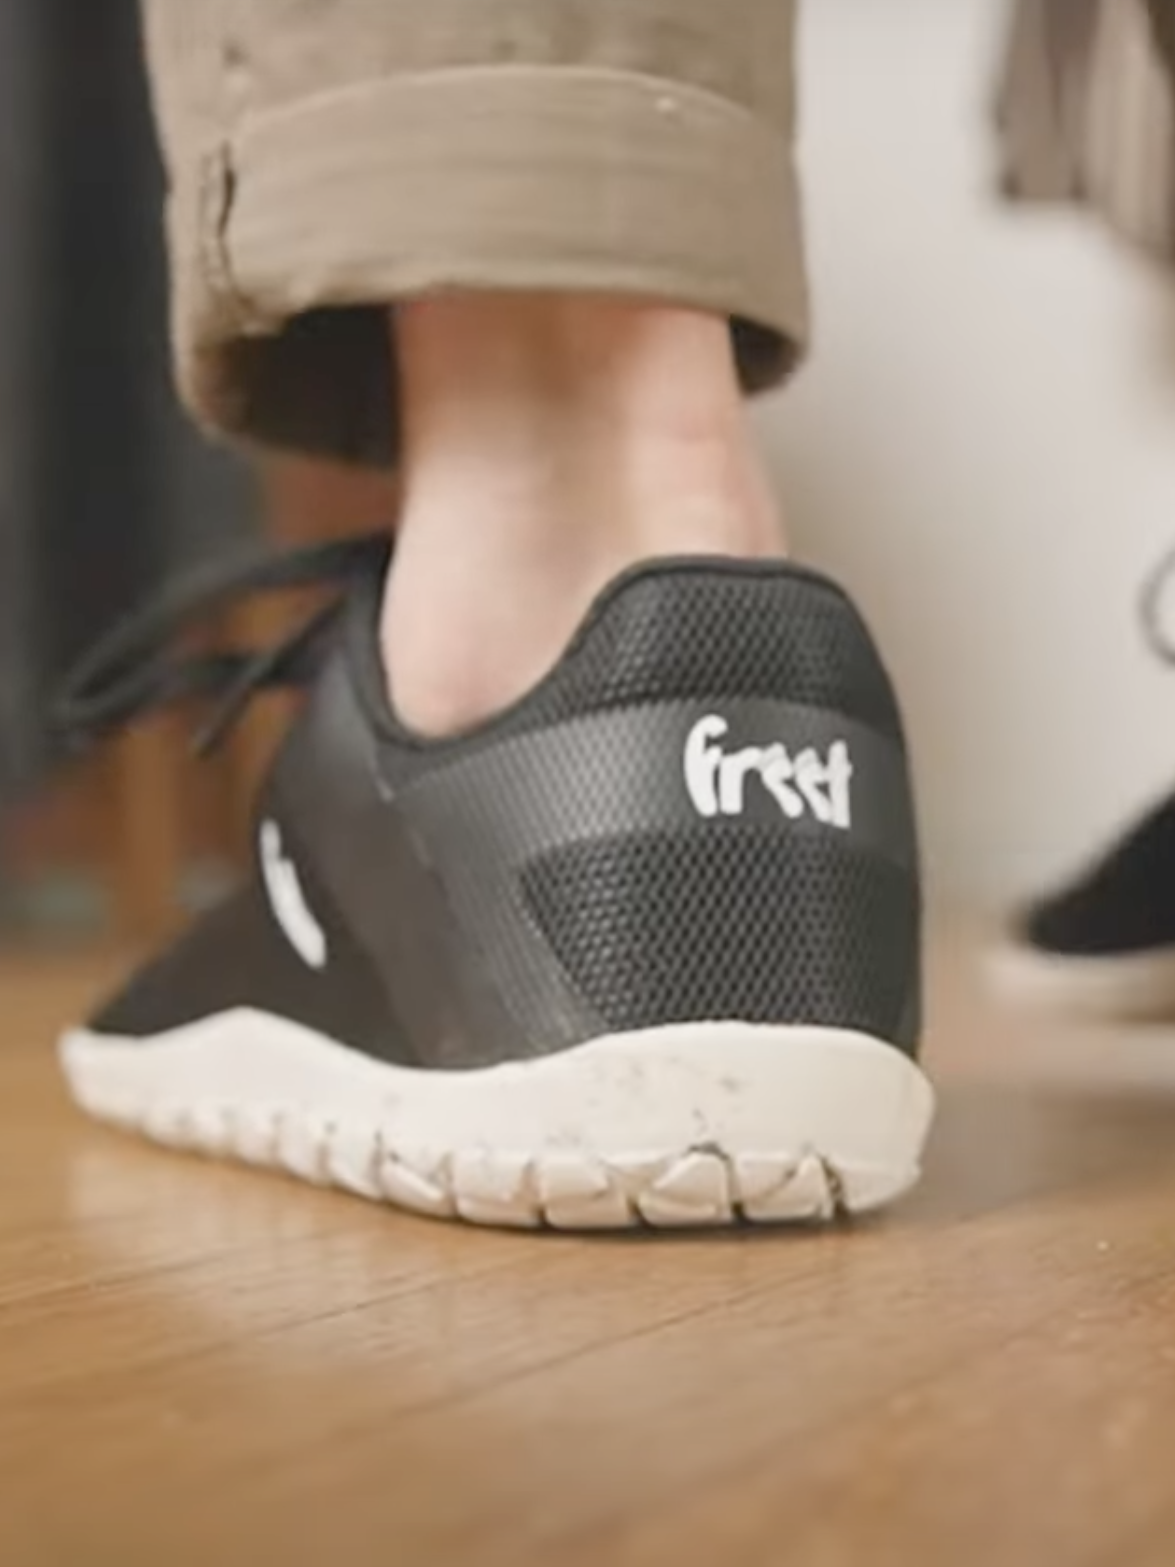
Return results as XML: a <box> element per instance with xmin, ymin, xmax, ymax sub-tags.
<box><xmin>997</xmin><ymin>0</ymin><xmax>1175</xmax><ymax>259</ymax></box>
<box><xmin>141</xmin><ymin>1</ymin><xmax>807</xmax><ymax>468</ymax></box>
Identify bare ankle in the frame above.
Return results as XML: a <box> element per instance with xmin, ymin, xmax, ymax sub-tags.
<box><xmin>383</xmin><ymin>294</ymin><xmax>785</xmax><ymax>734</ymax></box>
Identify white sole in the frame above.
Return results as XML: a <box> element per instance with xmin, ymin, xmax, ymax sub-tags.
<box><xmin>987</xmin><ymin>938</ymin><xmax>1175</xmax><ymax>1022</ymax></box>
<box><xmin>59</xmin><ymin>1014</ymin><xmax>934</xmax><ymax>1231</ymax></box>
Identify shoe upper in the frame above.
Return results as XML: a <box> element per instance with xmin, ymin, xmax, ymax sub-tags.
<box><xmin>85</xmin><ymin>548</ymin><xmax>924</xmax><ymax>1070</ymax></box>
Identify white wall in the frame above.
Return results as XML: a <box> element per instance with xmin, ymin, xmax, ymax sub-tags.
<box><xmin>758</xmin><ymin>0</ymin><xmax>1175</xmax><ymax>905</ymax></box>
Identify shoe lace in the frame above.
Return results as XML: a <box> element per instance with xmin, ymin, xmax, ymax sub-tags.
<box><xmin>53</xmin><ymin>532</ymin><xmax>389</xmax><ymax>759</ymax></box>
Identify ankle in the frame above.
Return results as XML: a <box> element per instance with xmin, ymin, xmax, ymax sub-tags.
<box><xmin>395</xmin><ymin>294</ymin><xmax>779</xmax><ymax>544</ymax></box>
<box><xmin>383</xmin><ymin>294</ymin><xmax>785</xmax><ymax>734</ymax></box>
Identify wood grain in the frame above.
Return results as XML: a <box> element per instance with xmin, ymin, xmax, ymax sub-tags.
<box><xmin>4</xmin><ymin>928</ymin><xmax>1175</xmax><ymax>1566</ymax></box>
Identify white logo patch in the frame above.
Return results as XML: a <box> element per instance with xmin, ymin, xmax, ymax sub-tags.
<box><xmin>259</xmin><ymin>819</ymin><xmax>327</xmax><ymax>970</ymax></box>
<box><xmin>684</xmin><ymin>714</ymin><xmax>853</xmax><ymax>828</ymax></box>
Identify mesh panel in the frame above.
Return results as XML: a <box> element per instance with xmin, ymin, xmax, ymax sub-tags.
<box><xmin>536</xmin><ymin>570</ymin><xmax>901</xmax><ymax>731</ymax></box>
<box><xmin>376</xmin><ymin>564</ymin><xmax>903</xmax><ymax>790</ymax></box>
<box><xmin>522</xmin><ymin>825</ymin><xmax>919</xmax><ymax>1048</ymax></box>
<box><xmin>354</xmin><ymin>560</ymin><xmax>921</xmax><ymax>1059</ymax></box>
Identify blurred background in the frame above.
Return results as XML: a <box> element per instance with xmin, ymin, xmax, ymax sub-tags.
<box><xmin>3</xmin><ymin>0</ymin><xmax>1175</xmax><ymax>946</ymax></box>
<box><xmin>0</xmin><ymin>0</ymin><xmax>391</xmax><ymax>947</ymax></box>
<box><xmin>770</xmin><ymin>0</ymin><xmax>1175</xmax><ymax>909</ymax></box>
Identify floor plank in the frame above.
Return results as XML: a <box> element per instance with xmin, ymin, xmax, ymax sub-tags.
<box><xmin>4</xmin><ymin>931</ymin><xmax>1175</xmax><ymax>1566</ymax></box>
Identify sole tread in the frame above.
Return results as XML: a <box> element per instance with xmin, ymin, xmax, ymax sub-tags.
<box><xmin>92</xmin><ymin>1097</ymin><xmax>904</xmax><ymax>1231</ymax></box>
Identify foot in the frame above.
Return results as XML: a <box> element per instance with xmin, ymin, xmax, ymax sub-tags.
<box><xmin>993</xmin><ymin>793</ymin><xmax>1175</xmax><ymax>1020</ymax></box>
<box><xmin>57</xmin><ymin>535</ymin><xmax>933</xmax><ymax>1228</ymax></box>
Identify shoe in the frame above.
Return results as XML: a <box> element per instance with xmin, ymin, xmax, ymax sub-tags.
<box><xmin>992</xmin><ymin>542</ymin><xmax>1175</xmax><ymax>1021</ymax></box>
<box><xmin>993</xmin><ymin>792</ymin><xmax>1175</xmax><ymax>1019</ymax></box>
<box><xmin>55</xmin><ymin>534</ymin><xmax>933</xmax><ymax>1229</ymax></box>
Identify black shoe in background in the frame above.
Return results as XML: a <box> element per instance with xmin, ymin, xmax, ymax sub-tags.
<box><xmin>995</xmin><ymin>544</ymin><xmax>1175</xmax><ymax>1020</ymax></box>
<box><xmin>996</xmin><ymin>792</ymin><xmax>1175</xmax><ymax>1019</ymax></box>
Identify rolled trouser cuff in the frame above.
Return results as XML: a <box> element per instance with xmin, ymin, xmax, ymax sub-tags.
<box><xmin>172</xmin><ymin>65</ymin><xmax>808</xmax><ymax>466</ymax></box>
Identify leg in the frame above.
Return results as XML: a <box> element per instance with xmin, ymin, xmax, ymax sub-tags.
<box><xmin>388</xmin><ymin>294</ymin><xmax>782</xmax><ymax>730</ymax></box>
<box><xmin>140</xmin><ymin>0</ymin><xmax>807</xmax><ymax>726</ymax></box>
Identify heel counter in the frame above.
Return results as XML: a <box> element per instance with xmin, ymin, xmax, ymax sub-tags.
<box><xmin>515</xmin><ymin>563</ymin><xmax>922</xmax><ymax>1053</ymax></box>
<box><xmin>375</xmin><ymin>559</ymin><xmax>922</xmax><ymax>1066</ymax></box>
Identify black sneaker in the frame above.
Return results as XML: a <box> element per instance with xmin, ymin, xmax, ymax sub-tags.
<box><xmin>994</xmin><ymin>793</ymin><xmax>1175</xmax><ymax>1019</ymax></box>
<box><xmin>994</xmin><ymin>543</ymin><xmax>1175</xmax><ymax>1020</ymax></box>
<box><xmin>55</xmin><ymin>536</ymin><xmax>933</xmax><ymax>1229</ymax></box>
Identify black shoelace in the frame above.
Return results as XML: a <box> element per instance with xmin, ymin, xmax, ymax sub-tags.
<box><xmin>53</xmin><ymin>532</ymin><xmax>389</xmax><ymax>760</ymax></box>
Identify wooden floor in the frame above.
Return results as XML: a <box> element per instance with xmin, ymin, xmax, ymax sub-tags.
<box><xmin>6</xmin><ymin>932</ymin><xmax>1175</xmax><ymax>1566</ymax></box>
